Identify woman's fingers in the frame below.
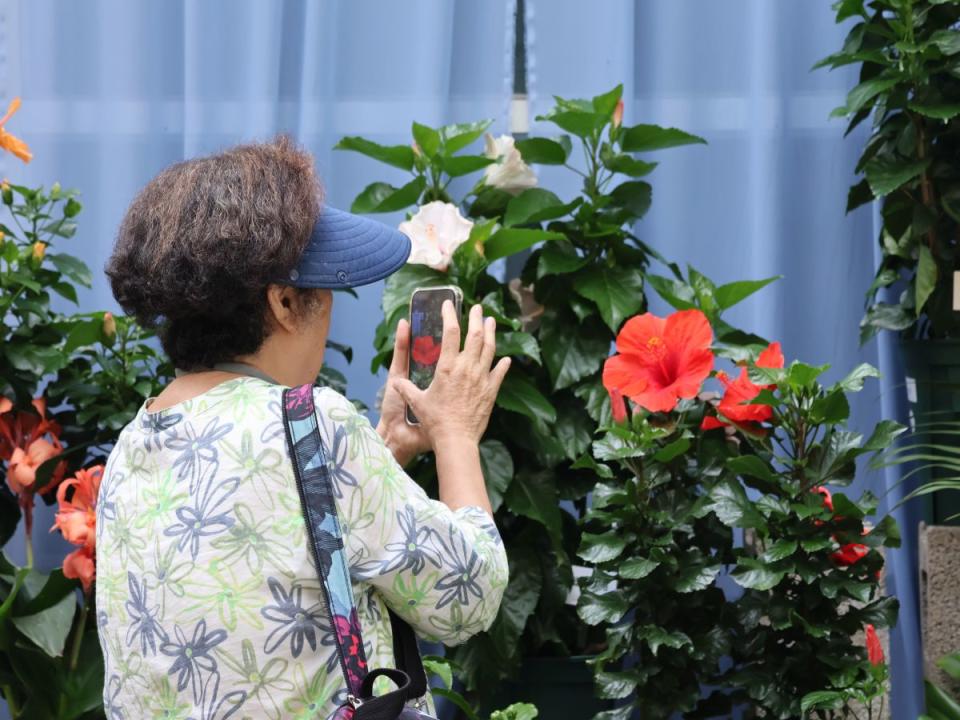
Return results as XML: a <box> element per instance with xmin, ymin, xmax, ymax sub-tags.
<box><xmin>388</xmin><ymin>318</ymin><xmax>410</xmax><ymax>378</ymax></box>
<box><xmin>479</xmin><ymin>316</ymin><xmax>497</xmax><ymax>369</ymax></box>
<box><xmin>391</xmin><ymin>377</ymin><xmax>427</xmax><ymax>417</ymax></box>
<box><xmin>488</xmin><ymin>356</ymin><xmax>511</xmax><ymax>392</ymax></box>
<box><xmin>463</xmin><ymin>304</ymin><xmax>485</xmax><ymax>359</ymax></box>
<box><xmin>437</xmin><ymin>300</ymin><xmax>462</xmax><ymax>369</ymax></box>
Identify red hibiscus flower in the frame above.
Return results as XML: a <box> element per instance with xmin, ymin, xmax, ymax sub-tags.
<box><xmin>608</xmin><ymin>387</ymin><xmax>628</xmax><ymax>423</ymax></box>
<box><xmin>831</xmin><ymin>543</ymin><xmax>868</xmax><ymax>566</ymax></box>
<box><xmin>865</xmin><ymin>624</ymin><xmax>884</xmax><ymax>666</ymax></box>
<box><xmin>603</xmin><ymin>310</ymin><xmax>714</xmax><ymax>413</ymax></box>
<box><xmin>411</xmin><ymin>335</ymin><xmax>442</xmax><ymax>366</ymax></box>
<box><xmin>814</xmin><ymin>486</ymin><xmax>833</xmax><ymax>512</ymax></box>
<box><xmin>701</xmin><ymin>342</ymin><xmax>783</xmax><ymax>430</ymax></box>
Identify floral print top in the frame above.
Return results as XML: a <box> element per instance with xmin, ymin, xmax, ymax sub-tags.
<box><xmin>95</xmin><ymin>378</ymin><xmax>508</xmax><ymax>720</ymax></box>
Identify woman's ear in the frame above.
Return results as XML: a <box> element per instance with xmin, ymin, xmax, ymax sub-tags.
<box><xmin>265</xmin><ymin>284</ymin><xmax>301</xmax><ymax>333</ymax></box>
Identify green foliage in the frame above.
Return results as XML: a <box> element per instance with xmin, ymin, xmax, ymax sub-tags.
<box><xmin>424</xmin><ymin>655</ymin><xmax>539</xmax><ymax>720</ymax></box>
<box><xmin>0</xmin><ymin>180</ymin><xmax>172</xmax><ymax>718</ymax></box>
<box><xmin>818</xmin><ymin>1</ymin><xmax>960</xmax><ymax>341</ymax></box>
<box><xmin>338</xmin><ymin>84</ymin><xmax>706</xmax><ymax>694</ymax></box>
<box><xmin>922</xmin><ymin>650</ymin><xmax>960</xmax><ymax>720</ymax></box>
<box><xmin>579</xmin><ymin>280</ymin><xmax>902</xmax><ymax>719</ymax></box>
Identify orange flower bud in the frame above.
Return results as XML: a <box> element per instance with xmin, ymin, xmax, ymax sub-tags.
<box><xmin>612</xmin><ymin>99</ymin><xmax>624</xmax><ymax>129</ymax></box>
<box><xmin>102</xmin><ymin>312</ymin><xmax>117</xmax><ymax>343</ymax></box>
<box><xmin>31</xmin><ymin>241</ymin><xmax>46</xmax><ymax>261</ymax></box>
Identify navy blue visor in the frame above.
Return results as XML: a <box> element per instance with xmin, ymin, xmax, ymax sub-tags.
<box><xmin>282</xmin><ymin>206</ymin><xmax>411</xmax><ymax>289</ymax></box>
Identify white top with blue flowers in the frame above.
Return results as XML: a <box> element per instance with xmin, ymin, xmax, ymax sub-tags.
<box><xmin>95</xmin><ymin>378</ymin><xmax>508</xmax><ymax>720</ymax></box>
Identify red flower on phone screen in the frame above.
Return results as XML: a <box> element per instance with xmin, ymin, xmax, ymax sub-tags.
<box><xmin>412</xmin><ymin>335</ymin><xmax>442</xmax><ymax>366</ymax></box>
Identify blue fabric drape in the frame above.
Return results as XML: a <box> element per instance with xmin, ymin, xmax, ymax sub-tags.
<box><xmin>2</xmin><ymin>0</ymin><xmax>922</xmax><ymax>717</ymax></box>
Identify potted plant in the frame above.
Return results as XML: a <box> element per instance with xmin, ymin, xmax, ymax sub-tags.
<box><xmin>579</xmin><ymin>272</ymin><xmax>902</xmax><ymax>718</ymax></box>
<box><xmin>818</xmin><ymin>0</ymin><xmax>960</xmax><ymax>524</ymax></box>
<box><xmin>335</xmin><ymin>85</ymin><xmax>706</xmax><ymax>712</ymax></box>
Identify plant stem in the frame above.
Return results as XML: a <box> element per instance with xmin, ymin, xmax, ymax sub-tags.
<box><xmin>23</xmin><ymin>531</ymin><xmax>33</xmax><ymax>570</ymax></box>
<box><xmin>67</xmin><ymin>599</ymin><xmax>89</xmax><ymax>673</ymax></box>
<box><xmin>2</xmin><ymin>684</ymin><xmax>19</xmax><ymax>718</ymax></box>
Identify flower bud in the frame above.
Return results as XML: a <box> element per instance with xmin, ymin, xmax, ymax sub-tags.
<box><xmin>51</xmin><ymin>181</ymin><xmax>61</xmax><ymax>198</ymax></box>
<box><xmin>412</xmin><ymin>142</ymin><xmax>422</xmax><ymax>158</ymax></box>
<box><xmin>102</xmin><ymin>312</ymin><xmax>117</xmax><ymax>344</ymax></box>
<box><xmin>1</xmin><ymin>179</ymin><xmax>11</xmax><ymax>205</ymax></box>
<box><xmin>612</xmin><ymin>99</ymin><xmax>624</xmax><ymax>129</ymax></box>
<box><xmin>31</xmin><ymin>242</ymin><xmax>46</xmax><ymax>261</ymax></box>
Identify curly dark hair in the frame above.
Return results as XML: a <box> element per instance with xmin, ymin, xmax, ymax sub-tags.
<box><xmin>106</xmin><ymin>136</ymin><xmax>322</xmax><ymax>370</ymax></box>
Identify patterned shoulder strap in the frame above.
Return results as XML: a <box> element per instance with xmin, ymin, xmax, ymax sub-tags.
<box><xmin>282</xmin><ymin>384</ymin><xmax>369</xmax><ymax>696</ymax></box>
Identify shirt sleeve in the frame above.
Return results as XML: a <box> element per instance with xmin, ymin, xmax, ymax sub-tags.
<box><xmin>312</xmin><ymin>387</ymin><xmax>509</xmax><ymax>646</ymax></box>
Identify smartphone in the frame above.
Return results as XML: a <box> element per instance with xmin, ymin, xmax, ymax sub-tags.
<box><xmin>406</xmin><ymin>285</ymin><xmax>463</xmax><ymax>425</ymax></box>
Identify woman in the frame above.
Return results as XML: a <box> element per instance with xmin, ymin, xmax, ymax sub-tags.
<box><xmin>99</xmin><ymin>137</ymin><xmax>510</xmax><ymax>719</ymax></box>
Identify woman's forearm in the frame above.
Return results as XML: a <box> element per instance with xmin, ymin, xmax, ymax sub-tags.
<box><xmin>433</xmin><ymin>437</ymin><xmax>492</xmax><ymax>516</ymax></box>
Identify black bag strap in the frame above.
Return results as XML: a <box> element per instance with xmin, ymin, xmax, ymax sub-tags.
<box><xmin>281</xmin><ymin>384</ymin><xmax>428</xmax><ymax>717</ymax></box>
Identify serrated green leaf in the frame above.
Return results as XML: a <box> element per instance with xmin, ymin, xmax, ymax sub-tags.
<box><xmin>515</xmin><ymin>137</ymin><xmax>568</xmax><ymax>165</ymax></box>
<box><xmin>579</xmin><ymin>531</ymin><xmax>628</xmax><ymax>564</ymax></box>
<box><xmin>619</xmin><ymin>557</ymin><xmax>660</xmax><ymax>580</ymax></box>
<box><xmin>496</xmin><ymin>372</ymin><xmax>556</xmax><ymax>424</ymax></box>
<box><xmin>864</xmin><ymin>156</ymin><xmax>929</xmax><ymax>197</ymax></box>
<box><xmin>572</xmin><ymin>265</ymin><xmax>645</xmax><ymax>332</ymax></box>
<box><xmin>714</xmin><ymin>276</ymin><xmax>779</xmax><ymax>310</ymax></box>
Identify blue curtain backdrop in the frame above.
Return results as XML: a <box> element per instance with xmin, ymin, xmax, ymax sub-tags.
<box><xmin>1</xmin><ymin>0</ymin><xmax>922</xmax><ymax>717</ymax></box>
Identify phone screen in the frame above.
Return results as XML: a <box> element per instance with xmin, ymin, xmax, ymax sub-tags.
<box><xmin>407</xmin><ymin>286</ymin><xmax>460</xmax><ymax>424</ymax></box>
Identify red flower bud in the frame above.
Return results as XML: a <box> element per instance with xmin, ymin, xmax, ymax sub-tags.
<box><xmin>612</xmin><ymin>99</ymin><xmax>624</xmax><ymax>129</ymax></box>
<box><xmin>865</xmin><ymin>624</ymin><xmax>884</xmax><ymax>666</ymax></box>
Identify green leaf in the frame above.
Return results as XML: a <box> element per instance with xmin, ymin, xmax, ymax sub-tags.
<box><xmin>653</xmin><ymin>437</ymin><xmax>690</xmax><ymax>463</ymax></box>
<box><xmin>842</xmin><ymin>76</ymin><xmax>900</xmax><ymax>115</ymax></box>
<box><xmin>423</xmin><ymin>657</ymin><xmax>453</xmax><ymax>689</ymax></box>
<box><xmin>381</xmin><ymin>264</ymin><xmax>447</xmax><ymax>318</ymax></box>
<box><xmin>595</xmin><ymin>670</ymin><xmax>638</xmax><ymax>701</ymax></box>
<box><xmin>515</xmin><ymin>137</ymin><xmax>568</xmax><ymax>165</ymax></box>
<box><xmin>489</xmin><ymin>544</ymin><xmax>541</xmax><ymax>658</ymax></box>
<box><xmin>609</xmin><ymin>181</ymin><xmax>652</xmax><ymax>217</ymax></box>
<box><xmin>496</xmin><ymin>331</ymin><xmax>541</xmax><ymax>364</ymax></box>
<box><xmin>11</xmin><ymin>591</ymin><xmax>76</xmax><ymax>657</ymax></box>
<box><xmin>761</xmin><ymin>539</ymin><xmax>798</xmax><ymax>563</ymax></box>
<box><xmin>537</xmin><ymin>241</ymin><xmax>588</xmax><ymax>277</ymax></box>
<box><xmin>732</xmin><ymin>559</ymin><xmax>787</xmax><ymax>591</ymax></box>
<box><xmin>809</xmin><ymin>390</ymin><xmax>850</xmax><ymax>424</ymax></box>
<box><xmin>836</xmin><ymin>363</ymin><xmax>880</xmax><ymax>393</ymax></box>
<box><xmin>439</xmin><ymin>154</ymin><xmax>494</xmax><ymax>177</ymax></box>
<box><xmin>504</xmin><ymin>188</ymin><xmax>577</xmax><ymax>227</ymax></box>
<box><xmin>484</xmin><ymin>227</ymin><xmax>564</xmax><ymax>262</ymax></box>
<box><xmin>645</xmin><ymin>274</ymin><xmax>697</xmax><ymax>310</ymax></box>
<box><xmin>539</xmin><ymin>311</ymin><xmax>612</xmax><ymax>390</ymax></box>
<box><xmin>592</xmin><ymin>84</ymin><xmax>623</xmax><ymax>116</ymax></box>
<box><xmin>479</xmin><ymin>440</ymin><xmax>513</xmax><ymax>513</ymax></box>
<box><xmin>496</xmin><ymin>373</ymin><xmax>557</xmax><ymax>424</ymax></box>
<box><xmin>63</xmin><ymin>197</ymin><xmax>82</xmax><ymax>218</ymax></box>
<box><xmin>60</xmin><ymin>627</ymin><xmax>105</xmax><ymax>719</ymax></box>
<box><xmin>63</xmin><ymin>317</ymin><xmax>104</xmax><ymax>353</ymax></box>
<box><xmin>600</xmin><ymin>145</ymin><xmax>658</xmax><ymax>177</ymax></box>
<box><xmin>572</xmin><ymin>265</ymin><xmax>645</xmax><ymax>332</ymax></box>
<box><xmin>619</xmin><ymin>557</ymin><xmax>660</xmax><ymax>580</ymax></box>
<box><xmin>932</xmin><ymin>29</ymin><xmax>960</xmax><ymax>55</ymax></box>
<box><xmin>577</xmin><ymin>590</ymin><xmax>630</xmax><ymax>626</ymax></box>
<box><xmin>350</xmin><ymin>177</ymin><xmax>426</xmax><ymax>214</ymax></box>
<box><xmin>915</xmin><ymin>243</ymin><xmax>937</xmax><ymax>315</ymax></box>
<box><xmin>787</xmin><ymin>361</ymin><xmax>829</xmax><ymax>388</ymax></box>
<box><xmin>440</xmin><ymin>120</ymin><xmax>493</xmax><ymax>154</ymax></box>
<box><xmin>620</xmin><ymin>124</ymin><xmax>707</xmax><ymax>152</ymax></box>
<box><xmin>908</xmin><ymin>102</ymin><xmax>960</xmax><ymax>120</ymax></box>
<box><xmin>635</xmin><ymin>625</ymin><xmax>693</xmax><ymax>655</ymax></box>
<box><xmin>714</xmin><ymin>276</ymin><xmax>779</xmax><ymax>310</ymax></box>
<box><xmin>672</xmin><ymin>563</ymin><xmax>721</xmax><ymax>593</ymax></box>
<box><xmin>579</xmin><ymin>531</ymin><xmax>628</xmax><ymax>563</ymax></box>
<box><xmin>864</xmin><ymin>156</ymin><xmax>930</xmax><ymax>197</ymax></box>
<box><xmin>48</xmin><ymin>253</ymin><xmax>92</xmax><ymax>287</ymax></box>
<box><xmin>801</xmin><ymin>691</ymin><xmax>845</xmax><ymax>714</ymax></box>
<box><xmin>333</xmin><ymin>136</ymin><xmax>416</xmax><ymax>170</ymax></box>
<box><xmin>709</xmin><ymin>479</ymin><xmax>767</xmax><ymax>530</ymax></box>
<box><xmin>504</xmin><ymin>472</ymin><xmax>562</xmax><ymax>549</ymax></box>
<box><xmin>5</xmin><ymin>343</ymin><xmax>67</xmax><ymax>375</ymax></box>
<box><xmin>412</xmin><ymin>122</ymin><xmax>441</xmax><ymax>157</ymax></box>
<box><xmin>937</xmin><ymin>652</ymin><xmax>960</xmax><ymax>681</ymax></box>
<box><xmin>536</xmin><ymin>107</ymin><xmax>606</xmax><ymax>137</ymax></box>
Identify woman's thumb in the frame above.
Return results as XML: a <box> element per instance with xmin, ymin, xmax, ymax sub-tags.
<box><xmin>392</xmin><ymin>378</ymin><xmax>424</xmax><ymax>412</ymax></box>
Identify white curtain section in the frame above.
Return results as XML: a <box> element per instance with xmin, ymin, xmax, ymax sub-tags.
<box><xmin>0</xmin><ymin>0</ymin><xmax>923</xmax><ymax>716</ymax></box>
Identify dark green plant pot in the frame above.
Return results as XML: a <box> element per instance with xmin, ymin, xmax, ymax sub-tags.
<box><xmin>899</xmin><ymin>338</ymin><xmax>960</xmax><ymax>525</ymax></box>
<box><xmin>480</xmin><ymin>656</ymin><xmax>611</xmax><ymax>719</ymax></box>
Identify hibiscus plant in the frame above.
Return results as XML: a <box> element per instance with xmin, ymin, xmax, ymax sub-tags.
<box><xmin>336</xmin><ymin>84</ymin><xmax>715</xmax><ymax>694</ymax></box>
<box><xmin>818</xmin><ymin>0</ymin><xmax>960</xmax><ymax>341</ymax></box>
<box><xmin>580</xmin><ymin>272</ymin><xmax>902</xmax><ymax>719</ymax></box>
<box><xmin>0</xmin><ymin>102</ymin><xmax>172</xmax><ymax>719</ymax></box>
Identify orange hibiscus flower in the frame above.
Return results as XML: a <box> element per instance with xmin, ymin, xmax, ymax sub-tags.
<box><xmin>1</xmin><ymin>397</ymin><xmax>66</xmax><ymax>493</ymax></box>
<box><xmin>0</xmin><ymin>98</ymin><xmax>32</xmax><ymax>163</ymax></box>
<box><xmin>603</xmin><ymin>309</ymin><xmax>714</xmax><ymax>413</ymax></box>
<box><xmin>52</xmin><ymin>465</ymin><xmax>103</xmax><ymax>549</ymax></box>
<box><xmin>701</xmin><ymin>342</ymin><xmax>783</xmax><ymax>430</ymax></box>
<box><xmin>63</xmin><ymin>545</ymin><xmax>95</xmax><ymax>594</ymax></box>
